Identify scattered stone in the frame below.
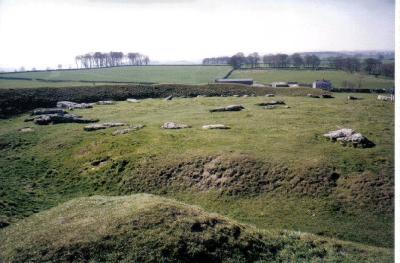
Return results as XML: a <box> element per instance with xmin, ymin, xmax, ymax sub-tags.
<box><xmin>161</xmin><ymin>122</ymin><xmax>191</xmax><ymax>129</ymax></box>
<box><xmin>255</xmin><ymin>100</ymin><xmax>285</xmax><ymax>106</ymax></box>
<box><xmin>18</xmin><ymin>127</ymin><xmax>34</xmax><ymax>132</ymax></box>
<box><xmin>126</xmin><ymin>98</ymin><xmax>140</xmax><ymax>103</ymax></box>
<box><xmin>97</xmin><ymin>100</ymin><xmax>115</xmax><ymax>105</ymax></box>
<box><xmin>112</xmin><ymin>125</ymin><xmax>145</xmax><ymax>135</ymax></box>
<box><xmin>34</xmin><ymin>113</ymin><xmax>98</xmax><ymax>125</ymax></box>
<box><xmin>164</xmin><ymin>95</ymin><xmax>173</xmax><ymax>101</ymax></box>
<box><xmin>262</xmin><ymin>105</ymin><xmax>277</xmax><ymax>109</ymax></box>
<box><xmin>233</xmin><ymin>95</ymin><xmax>240</xmax><ymax>97</ymax></box>
<box><xmin>57</xmin><ymin>101</ymin><xmax>94</xmax><ymax>109</ymax></box>
<box><xmin>84</xmin><ymin>122</ymin><xmax>126</xmax><ymax>131</ymax></box>
<box><xmin>377</xmin><ymin>95</ymin><xmax>394</xmax><ymax>102</ymax></box>
<box><xmin>347</xmin><ymin>96</ymin><xmax>360</xmax><ymax>100</ymax></box>
<box><xmin>202</xmin><ymin>124</ymin><xmax>231</xmax><ymax>129</ymax></box>
<box><xmin>307</xmin><ymin>94</ymin><xmax>320</xmax><ymax>98</ymax></box>
<box><xmin>31</xmin><ymin>108</ymin><xmax>67</xmax><ymax>115</ymax></box>
<box><xmin>210</xmin><ymin>105</ymin><xmax>245</xmax><ymax>112</ymax></box>
<box><xmin>242</xmin><ymin>95</ymin><xmax>249</xmax><ymax>98</ymax></box>
<box><xmin>265</xmin><ymin>94</ymin><xmax>275</xmax><ymax>97</ymax></box>
<box><xmin>323</xmin><ymin>128</ymin><xmax>374</xmax><ymax>148</ymax></box>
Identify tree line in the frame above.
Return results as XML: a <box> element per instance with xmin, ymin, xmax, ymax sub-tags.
<box><xmin>75</xmin><ymin>52</ymin><xmax>150</xmax><ymax>69</ymax></box>
<box><xmin>202</xmin><ymin>52</ymin><xmax>394</xmax><ymax>78</ymax></box>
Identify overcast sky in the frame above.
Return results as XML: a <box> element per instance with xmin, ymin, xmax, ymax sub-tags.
<box><xmin>0</xmin><ymin>0</ymin><xmax>395</xmax><ymax>69</ymax></box>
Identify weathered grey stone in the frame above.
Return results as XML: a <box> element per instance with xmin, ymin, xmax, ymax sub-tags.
<box><xmin>31</xmin><ymin>108</ymin><xmax>67</xmax><ymax>115</ymax></box>
<box><xmin>323</xmin><ymin>128</ymin><xmax>374</xmax><ymax>148</ymax></box>
<box><xmin>161</xmin><ymin>122</ymin><xmax>191</xmax><ymax>129</ymax></box>
<box><xmin>84</xmin><ymin>122</ymin><xmax>126</xmax><ymax>131</ymax></box>
<box><xmin>97</xmin><ymin>100</ymin><xmax>115</xmax><ymax>105</ymax></box>
<box><xmin>233</xmin><ymin>95</ymin><xmax>240</xmax><ymax>97</ymax></box>
<box><xmin>126</xmin><ymin>98</ymin><xmax>140</xmax><ymax>103</ymax></box>
<box><xmin>324</xmin><ymin>128</ymin><xmax>354</xmax><ymax>140</ymax></box>
<box><xmin>112</xmin><ymin>125</ymin><xmax>145</xmax><ymax>135</ymax></box>
<box><xmin>164</xmin><ymin>95</ymin><xmax>173</xmax><ymax>101</ymax></box>
<box><xmin>18</xmin><ymin>127</ymin><xmax>34</xmax><ymax>132</ymax></box>
<box><xmin>377</xmin><ymin>95</ymin><xmax>394</xmax><ymax>101</ymax></box>
<box><xmin>265</xmin><ymin>94</ymin><xmax>275</xmax><ymax>97</ymax></box>
<box><xmin>262</xmin><ymin>105</ymin><xmax>277</xmax><ymax>109</ymax></box>
<box><xmin>242</xmin><ymin>95</ymin><xmax>249</xmax><ymax>98</ymax></box>
<box><xmin>307</xmin><ymin>94</ymin><xmax>320</xmax><ymax>98</ymax></box>
<box><xmin>34</xmin><ymin>113</ymin><xmax>98</xmax><ymax>125</ymax></box>
<box><xmin>210</xmin><ymin>105</ymin><xmax>245</xmax><ymax>112</ymax></box>
<box><xmin>57</xmin><ymin>101</ymin><xmax>94</xmax><ymax>109</ymax></box>
<box><xmin>202</xmin><ymin>124</ymin><xmax>231</xmax><ymax>129</ymax></box>
<box><xmin>256</xmin><ymin>100</ymin><xmax>285</xmax><ymax>106</ymax></box>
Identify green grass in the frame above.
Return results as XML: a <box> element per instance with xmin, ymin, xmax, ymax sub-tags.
<box><xmin>0</xmin><ymin>93</ymin><xmax>394</xmax><ymax>251</ymax></box>
<box><xmin>230</xmin><ymin>69</ymin><xmax>395</xmax><ymax>88</ymax></box>
<box><xmin>0</xmin><ymin>194</ymin><xmax>393</xmax><ymax>262</ymax></box>
<box><xmin>0</xmin><ymin>65</ymin><xmax>231</xmax><ymax>88</ymax></box>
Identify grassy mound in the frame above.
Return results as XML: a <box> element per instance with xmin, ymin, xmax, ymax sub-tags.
<box><xmin>0</xmin><ymin>194</ymin><xmax>393</xmax><ymax>262</ymax></box>
<box><xmin>122</xmin><ymin>154</ymin><xmax>393</xmax><ymax>213</ymax></box>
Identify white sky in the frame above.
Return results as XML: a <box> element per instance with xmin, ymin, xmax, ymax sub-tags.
<box><xmin>0</xmin><ymin>0</ymin><xmax>395</xmax><ymax>69</ymax></box>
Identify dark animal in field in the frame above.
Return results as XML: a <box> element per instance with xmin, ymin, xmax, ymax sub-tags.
<box><xmin>210</xmin><ymin>105</ymin><xmax>245</xmax><ymax>112</ymax></box>
<box><xmin>321</xmin><ymin>94</ymin><xmax>334</xmax><ymax>98</ymax></box>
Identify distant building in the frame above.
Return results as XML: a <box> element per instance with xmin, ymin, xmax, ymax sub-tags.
<box><xmin>215</xmin><ymin>78</ymin><xmax>254</xmax><ymax>85</ymax></box>
<box><xmin>271</xmin><ymin>82</ymin><xmax>289</xmax><ymax>88</ymax></box>
<box><xmin>312</xmin><ymin>80</ymin><xmax>332</xmax><ymax>90</ymax></box>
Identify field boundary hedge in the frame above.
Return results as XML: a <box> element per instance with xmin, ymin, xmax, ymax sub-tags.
<box><xmin>0</xmin><ymin>84</ymin><xmax>325</xmax><ymax>118</ymax></box>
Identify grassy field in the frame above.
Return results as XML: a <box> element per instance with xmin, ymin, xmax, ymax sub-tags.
<box><xmin>0</xmin><ymin>92</ymin><xmax>393</xmax><ymax>255</ymax></box>
<box><xmin>0</xmin><ymin>65</ymin><xmax>231</xmax><ymax>88</ymax></box>
<box><xmin>230</xmin><ymin>69</ymin><xmax>395</xmax><ymax>88</ymax></box>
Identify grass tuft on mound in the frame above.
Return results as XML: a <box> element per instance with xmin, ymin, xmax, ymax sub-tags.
<box><xmin>0</xmin><ymin>194</ymin><xmax>393</xmax><ymax>262</ymax></box>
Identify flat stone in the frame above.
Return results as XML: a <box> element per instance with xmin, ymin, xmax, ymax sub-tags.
<box><xmin>265</xmin><ymin>94</ymin><xmax>275</xmax><ymax>97</ymax></box>
<box><xmin>161</xmin><ymin>122</ymin><xmax>191</xmax><ymax>129</ymax></box>
<box><xmin>323</xmin><ymin>128</ymin><xmax>374</xmax><ymax>148</ymax></box>
<box><xmin>210</xmin><ymin>105</ymin><xmax>245</xmax><ymax>112</ymax></box>
<box><xmin>84</xmin><ymin>122</ymin><xmax>126</xmax><ymax>131</ymax></box>
<box><xmin>31</xmin><ymin>108</ymin><xmax>67</xmax><ymax>115</ymax></box>
<box><xmin>57</xmin><ymin>101</ymin><xmax>94</xmax><ymax>109</ymax></box>
<box><xmin>112</xmin><ymin>125</ymin><xmax>145</xmax><ymax>135</ymax></box>
<box><xmin>202</xmin><ymin>124</ymin><xmax>231</xmax><ymax>129</ymax></box>
<box><xmin>126</xmin><ymin>98</ymin><xmax>140</xmax><ymax>103</ymax></box>
<box><xmin>256</xmin><ymin>100</ymin><xmax>285</xmax><ymax>106</ymax></box>
<box><xmin>97</xmin><ymin>100</ymin><xmax>115</xmax><ymax>105</ymax></box>
<box><xmin>19</xmin><ymin>127</ymin><xmax>34</xmax><ymax>132</ymax></box>
<box><xmin>164</xmin><ymin>95</ymin><xmax>173</xmax><ymax>101</ymax></box>
<box><xmin>34</xmin><ymin>113</ymin><xmax>98</xmax><ymax>125</ymax></box>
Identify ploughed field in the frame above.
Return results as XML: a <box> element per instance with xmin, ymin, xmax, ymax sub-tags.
<box><xmin>0</xmin><ymin>92</ymin><xmax>394</xmax><ymax>261</ymax></box>
<box><xmin>0</xmin><ymin>65</ymin><xmax>231</xmax><ymax>88</ymax></box>
<box><xmin>230</xmin><ymin>69</ymin><xmax>395</xmax><ymax>89</ymax></box>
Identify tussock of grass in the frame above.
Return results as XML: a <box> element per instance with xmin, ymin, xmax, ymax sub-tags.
<box><xmin>0</xmin><ymin>194</ymin><xmax>393</xmax><ymax>262</ymax></box>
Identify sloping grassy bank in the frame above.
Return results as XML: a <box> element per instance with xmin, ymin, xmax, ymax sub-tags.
<box><xmin>0</xmin><ymin>194</ymin><xmax>393</xmax><ymax>262</ymax></box>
